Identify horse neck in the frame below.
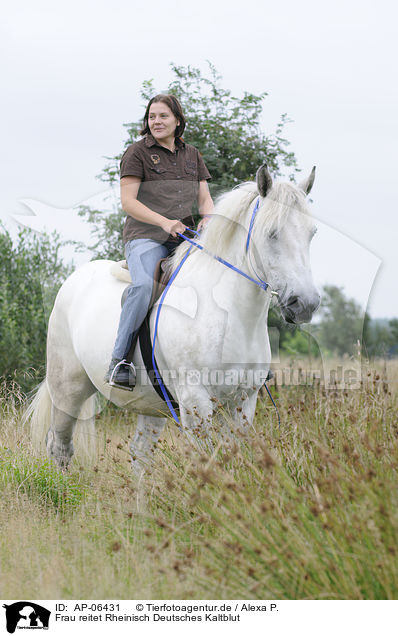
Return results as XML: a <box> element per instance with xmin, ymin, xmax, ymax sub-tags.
<box><xmin>190</xmin><ymin>241</ymin><xmax>271</xmax><ymax>341</ymax></box>
<box><xmin>196</xmin><ymin>206</ymin><xmax>271</xmax><ymax>325</ymax></box>
<box><xmin>226</xmin><ymin>266</ymin><xmax>271</xmax><ymax>331</ymax></box>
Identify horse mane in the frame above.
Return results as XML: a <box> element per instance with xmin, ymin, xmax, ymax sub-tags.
<box><xmin>165</xmin><ymin>179</ymin><xmax>310</xmax><ymax>275</ymax></box>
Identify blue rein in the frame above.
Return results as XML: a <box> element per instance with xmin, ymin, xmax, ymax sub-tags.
<box><xmin>151</xmin><ymin>196</ymin><xmax>280</xmax><ymax>428</ymax></box>
<box><xmin>176</xmin><ymin>226</ymin><xmax>269</xmax><ymax>292</ymax></box>
<box><xmin>151</xmin><ymin>246</ymin><xmax>193</xmax><ymax>424</ymax></box>
<box><xmin>177</xmin><ymin>197</ymin><xmax>266</xmax><ymax>291</ymax></box>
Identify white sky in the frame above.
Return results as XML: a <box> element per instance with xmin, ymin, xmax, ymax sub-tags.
<box><xmin>2</xmin><ymin>0</ymin><xmax>397</xmax><ymax>317</ymax></box>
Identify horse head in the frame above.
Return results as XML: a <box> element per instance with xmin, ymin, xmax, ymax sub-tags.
<box><xmin>253</xmin><ymin>164</ymin><xmax>320</xmax><ymax>324</ymax></box>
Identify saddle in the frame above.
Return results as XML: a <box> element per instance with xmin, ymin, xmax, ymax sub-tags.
<box><xmin>110</xmin><ymin>257</ymin><xmax>171</xmax><ymax>309</ymax></box>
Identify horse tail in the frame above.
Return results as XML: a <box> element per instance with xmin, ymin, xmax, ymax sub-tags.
<box><xmin>24</xmin><ymin>379</ymin><xmax>52</xmax><ymax>452</ymax></box>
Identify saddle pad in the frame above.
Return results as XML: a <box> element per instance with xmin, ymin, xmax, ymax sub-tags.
<box><xmin>110</xmin><ymin>260</ymin><xmax>131</xmax><ymax>283</ymax></box>
<box><xmin>115</xmin><ymin>258</ymin><xmax>171</xmax><ymax>308</ymax></box>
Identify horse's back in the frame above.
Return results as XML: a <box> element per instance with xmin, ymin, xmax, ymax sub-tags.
<box><xmin>48</xmin><ymin>259</ymin><xmax>127</xmax><ymax>378</ymax></box>
<box><xmin>54</xmin><ymin>259</ymin><xmax>123</xmax><ymax>309</ymax></box>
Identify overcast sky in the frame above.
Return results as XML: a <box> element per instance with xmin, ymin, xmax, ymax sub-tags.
<box><xmin>2</xmin><ymin>0</ymin><xmax>397</xmax><ymax>317</ymax></box>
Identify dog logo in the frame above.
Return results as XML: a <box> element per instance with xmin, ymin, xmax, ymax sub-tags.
<box><xmin>3</xmin><ymin>602</ymin><xmax>51</xmax><ymax>633</ymax></box>
<box><xmin>150</xmin><ymin>154</ymin><xmax>161</xmax><ymax>164</ymax></box>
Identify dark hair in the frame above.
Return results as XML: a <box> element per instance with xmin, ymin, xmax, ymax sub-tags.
<box><xmin>140</xmin><ymin>94</ymin><xmax>186</xmax><ymax>138</ymax></box>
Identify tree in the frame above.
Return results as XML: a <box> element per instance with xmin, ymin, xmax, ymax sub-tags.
<box><xmin>78</xmin><ymin>62</ymin><xmax>298</xmax><ymax>259</ymax></box>
<box><xmin>267</xmin><ymin>305</ymin><xmax>321</xmax><ymax>359</ymax></box>
<box><xmin>280</xmin><ymin>329</ymin><xmax>320</xmax><ymax>357</ymax></box>
<box><xmin>363</xmin><ymin>317</ymin><xmax>398</xmax><ymax>357</ymax></box>
<box><xmin>314</xmin><ymin>285</ymin><xmax>366</xmax><ymax>356</ymax></box>
<box><xmin>0</xmin><ymin>225</ymin><xmax>71</xmax><ymax>392</ymax></box>
<box><xmin>389</xmin><ymin>319</ymin><xmax>398</xmax><ymax>344</ymax></box>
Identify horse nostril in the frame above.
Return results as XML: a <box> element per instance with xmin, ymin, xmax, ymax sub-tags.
<box><xmin>287</xmin><ymin>295</ymin><xmax>298</xmax><ymax>307</ymax></box>
<box><xmin>310</xmin><ymin>294</ymin><xmax>321</xmax><ymax>313</ymax></box>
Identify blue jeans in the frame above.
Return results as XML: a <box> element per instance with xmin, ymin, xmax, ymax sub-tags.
<box><xmin>112</xmin><ymin>238</ymin><xmax>174</xmax><ymax>360</ymax></box>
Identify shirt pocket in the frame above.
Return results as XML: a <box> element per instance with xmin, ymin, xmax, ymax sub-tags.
<box><xmin>150</xmin><ymin>166</ymin><xmax>167</xmax><ymax>176</ymax></box>
<box><xmin>184</xmin><ymin>161</ymin><xmax>197</xmax><ymax>178</ymax></box>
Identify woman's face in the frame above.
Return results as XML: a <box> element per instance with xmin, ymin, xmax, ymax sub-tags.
<box><xmin>148</xmin><ymin>101</ymin><xmax>179</xmax><ymax>143</ymax></box>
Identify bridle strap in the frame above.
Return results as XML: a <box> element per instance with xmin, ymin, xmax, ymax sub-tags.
<box><xmin>246</xmin><ymin>197</ymin><xmax>260</xmax><ymax>253</ymax></box>
<box><xmin>244</xmin><ymin>197</ymin><xmax>277</xmax><ymax>294</ymax></box>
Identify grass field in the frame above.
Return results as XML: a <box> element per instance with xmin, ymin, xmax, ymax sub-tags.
<box><xmin>0</xmin><ymin>358</ymin><xmax>397</xmax><ymax>599</ymax></box>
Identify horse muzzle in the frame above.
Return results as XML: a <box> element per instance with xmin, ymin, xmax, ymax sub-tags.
<box><xmin>280</xmin><ymin>292</ymin><xmax>320</xmax><ymax>324</ymax></box>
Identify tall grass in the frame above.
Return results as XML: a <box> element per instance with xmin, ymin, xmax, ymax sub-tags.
<box><xmin>0</xmin><ymin>361</ymin><xmax>397</xmax><ymax>599</ymax></box>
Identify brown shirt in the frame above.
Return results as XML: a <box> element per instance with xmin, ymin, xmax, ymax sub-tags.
<box><xmin>120</xmin><ymin>134</ymin><xmax>211</xmax><ymax>244</ymax></box>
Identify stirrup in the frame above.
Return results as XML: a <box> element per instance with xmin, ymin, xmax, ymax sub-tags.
<box><xmin>108</xmin><ymin>359</ymin><xmax>136</xmax><ymax>392</ymax></box>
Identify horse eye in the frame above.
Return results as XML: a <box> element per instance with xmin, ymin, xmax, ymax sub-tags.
<box><xmin>269</xmin><ymin>230</ymin><xmax>278</xmax><ymax>240</ymax></box>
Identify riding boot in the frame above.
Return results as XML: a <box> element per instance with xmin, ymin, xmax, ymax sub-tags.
<box><xmin>125</xmin><ymin>328</ymin><xmax>140</xmax><ymax>365</ymax></box>
<box><xmin>106</xmin><ymin>327</ymin><xmax>141</xmax><ymax>391</ymax></box>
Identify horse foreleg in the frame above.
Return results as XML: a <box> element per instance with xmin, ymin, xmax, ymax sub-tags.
<box><xmin>130</xmin><ymin>415</ymin><xmax>167</xmax><ymax>477</ymax></box>
<box><xmin>178</xmin><ymin>389</ymin><xmax>214</xmax><ymax>453</ymax></box>
<box><xmin>233</xmin><ymin>390</ymin><xmax>258</xmax><ymax>434</ymax></box>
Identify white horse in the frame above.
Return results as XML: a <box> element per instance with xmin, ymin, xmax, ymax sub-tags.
<box><xmin>27</xmin><ymin>165</ymin><xmax>320</xmax><ymax>473</ymax></box>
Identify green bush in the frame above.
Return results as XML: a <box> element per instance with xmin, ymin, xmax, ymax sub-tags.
<box><xmin>0</xmin><ymin>225</ymin><xmax>71</xmax><ymax>392</ymax></box>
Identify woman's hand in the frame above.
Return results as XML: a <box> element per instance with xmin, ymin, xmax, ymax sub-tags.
<box><xmin>161</xmin><ymin>218</ymin><xmax>187</xmax><ymax>237</ymax></box>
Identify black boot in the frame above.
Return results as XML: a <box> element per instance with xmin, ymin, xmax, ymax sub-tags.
<box><xmin>105</xmin><ymin>358</ymin><xmax>136</xmax><ymax>391</ymax></box>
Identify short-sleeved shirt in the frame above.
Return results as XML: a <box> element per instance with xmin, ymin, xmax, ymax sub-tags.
<box><xmin>120</xmin><ymin>134</ymin><xmax>211</xmax><ymax>244</ymax></box>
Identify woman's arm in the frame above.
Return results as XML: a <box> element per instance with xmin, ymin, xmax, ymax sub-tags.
<box><xmin>120</xmin><ymin>176</ymin><xmax>186</xmax><ymax>237</ymax></box>
<box><xmin>197</xmin><ymin>180</ymin><xmax>214</xmax><ymax>230</ymax></box>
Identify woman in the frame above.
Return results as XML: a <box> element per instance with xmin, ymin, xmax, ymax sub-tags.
<box><xmin>107</xmin><ymin>94</ymin><xmax>213</xmax><ymax>390</ymax></box>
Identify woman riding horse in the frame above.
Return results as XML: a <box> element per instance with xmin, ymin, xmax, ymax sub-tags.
<box><xmin>106</xmin><ymin>94</ymin><xmax>214</xmax><ymax>389</ymax></box>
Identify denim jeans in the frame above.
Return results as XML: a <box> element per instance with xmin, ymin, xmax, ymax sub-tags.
<box><xmin>112</xmin><ymin>238</ymin><xmax>175</xmax><ymax>360</ymax></box>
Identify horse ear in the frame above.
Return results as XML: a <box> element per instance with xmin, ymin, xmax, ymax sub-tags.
<box><xmin>256</xmin><ymin>164</ymin><xmax>273</xmax><ymax>197</ymax></box>
<box><xmin>299</xmin><ymin>166</ymin><xmax>316</xmax><ymax>195</ymax></box>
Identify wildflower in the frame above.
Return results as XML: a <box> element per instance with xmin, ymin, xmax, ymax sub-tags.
<box><xmin>111</xmin><ymin>541</ymin><xmax>121</xmax><ymax>552</ymax></box>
